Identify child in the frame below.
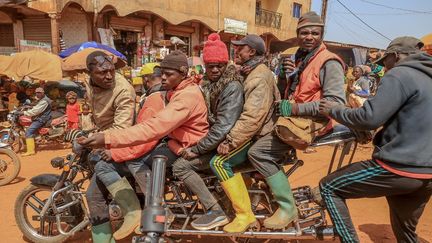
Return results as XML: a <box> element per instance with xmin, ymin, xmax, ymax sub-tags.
<box><xmin>65</xmin><ymin>91</ymin><xmax>80</xmax><ymax>130</ymax></box>
<box><xmin>79</xmin><ymin>103</ymin><xmax>95</xmax><ymax>131</ymax></box>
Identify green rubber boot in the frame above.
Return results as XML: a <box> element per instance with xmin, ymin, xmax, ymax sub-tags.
<box><xmin>107</xmin><ymin>177</ymin><xmax>141</xmax><ymax>240</ymax></box>
<box><xmin>91</xmin><ymin>222</ymin><xmax>116</xmax><ymax>243</ymax></box>
<box><xmin>264</xmin><ymin>170</ymin><xmax>298</xmax><ymax>229</ymax></box>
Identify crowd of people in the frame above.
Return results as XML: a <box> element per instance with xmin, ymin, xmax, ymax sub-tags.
<box><xmin>1</xmin><ymin>10</ymin><xmax>431</xmax><ymax>243</ymax></box>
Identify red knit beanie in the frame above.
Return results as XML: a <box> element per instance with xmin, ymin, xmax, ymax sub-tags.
<box><xmin>203</xmin><ymin>33</ymin><xmax>229</xmax><ymax>64</ymax></box>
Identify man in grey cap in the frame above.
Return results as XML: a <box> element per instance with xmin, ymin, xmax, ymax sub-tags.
<box><xmin>319</xmin><ymin>36</ymin><xmax>432</xmax><ymax>242</ymax></box>
<box><xmin>207</xmin><ymin>34</ymin><xmax>279</xmax><ymax>233</ymax></box>
<box><xmin>246</xmin><ymin>11</ymin><xmax>346</xmax><ymax>230</ymax></box>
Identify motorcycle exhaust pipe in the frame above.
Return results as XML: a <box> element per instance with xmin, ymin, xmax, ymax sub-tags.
<box><xmin>138</xmin><ymin>155</ymin><xmax>168</xmax><ymax>242</ymax></box>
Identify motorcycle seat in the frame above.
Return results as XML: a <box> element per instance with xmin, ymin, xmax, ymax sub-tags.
<box><xmin>310</xmin><ymin>125</ymin><xmax>356</xmax><ymax>147</ymax></box>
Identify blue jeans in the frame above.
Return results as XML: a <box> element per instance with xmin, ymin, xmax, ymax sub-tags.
<box><xmin>25</xmin><ymin>119</ymin><xmax>46</xmax><ymax>138</ymax></box>
<box><xmin>95</xmin><ymin>142</ymin><xmax>178</xmax><ymax>189</ymax></box>
<box><xmin>86</xmin><ymin>142</ymin><xmax>178</xmax><ymax>225</ymax></box>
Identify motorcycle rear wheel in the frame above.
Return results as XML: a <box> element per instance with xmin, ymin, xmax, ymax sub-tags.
<box><xmin>14</xmin><ymin>184</ymin><xmax>71</xmax><ymax>243</ymax></box>
<box><xmin>0</xmin><ymin>148</ymin><xmax>21</xmax><ymax>186</ymax></box>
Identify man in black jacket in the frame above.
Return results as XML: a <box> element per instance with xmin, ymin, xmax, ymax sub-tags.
<box><xmin>172</xmin><ymin>33</ymin><xmax>244</xmax><ymax>230</ymax></box>
<box><xmin>319</xmin><ymin>36</ymin><xmax>432</xmax><ymax>243</ymax></box>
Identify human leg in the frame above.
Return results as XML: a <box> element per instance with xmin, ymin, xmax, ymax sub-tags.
<box><xmin>172</xmin><ymin>154</ymin><xmax>228</xmax><ymax>230</ymax></box>
<box><xmin>93</xmin><ymin>160</ymin><xmax>141</xmax><ymax>240</ymax></box>
<box><xmin>319</xmin><ymin>160</ymin><xmax>431</xmax><ymax>243</ymax></box>
<box><xmin>23</xmin><ymin>120</ymin><xmax>44</xmax><ymax>156</ymax></box>
<box><xmin>86</xmin><ymin>174</ymin><xmax>115</xmax><ymax>243</ymax></box>
<box><xmin>209</xmin><ymin>141</ymin><xmax>257</xmax><ymax>233</ymax></box>
<box><xmin>386</xmin><ymin>181</ymin><xmax>432</xmax><ymax>242</ymax></box>
<box><xmin>248</xmin><ymin>133</ymin><xmax>297</xmax><ymax>229</ymax></box>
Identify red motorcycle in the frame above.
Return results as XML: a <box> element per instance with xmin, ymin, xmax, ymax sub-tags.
<box><xmin>0</xmin><ymin>107</ymin><xmax>68</xmax><ymax>152</ymax></box>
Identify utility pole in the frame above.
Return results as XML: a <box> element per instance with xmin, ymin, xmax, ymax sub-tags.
<box><xmin>321</xmin><ymin>0</ymin><xmax>328</xmax><ymax>24</ymax></box>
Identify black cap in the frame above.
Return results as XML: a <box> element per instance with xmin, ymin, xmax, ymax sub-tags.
<box><xmin>231</xmin><ymin>34</ymin><xmax>266</xmax><ymax>55</ymax></box>
<box><xmin>375</xmin><ymin>36</ymin><xmax>424</xmax><ymax>66</ymax></box>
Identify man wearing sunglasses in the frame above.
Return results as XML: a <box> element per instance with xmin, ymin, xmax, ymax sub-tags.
<box><xmin>80</xmin><ymin>50</ymin><xmax>209</xmax><ymax>238</ymax></box>
<box><xmin>83</xmin><ymin>51</ymin><xmax>137</xmax><ymax>242</ymax></box>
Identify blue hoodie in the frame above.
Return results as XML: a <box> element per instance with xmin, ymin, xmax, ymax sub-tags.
<box><xmin>329</xmin><ymin>52</ymin><xmax>432</xmax><ymax>175</ymax></box>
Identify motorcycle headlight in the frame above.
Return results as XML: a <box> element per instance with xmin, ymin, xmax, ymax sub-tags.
<box><xmin>7</xmin><ymin>114</ymin><xmax>13</xmax><ymax>121</ymax></box>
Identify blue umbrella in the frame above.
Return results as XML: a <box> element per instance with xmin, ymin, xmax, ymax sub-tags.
<box><xmin>59</xmin><ymin>41</ymin><xmax>127</xmax><ymax>60</ymax></box>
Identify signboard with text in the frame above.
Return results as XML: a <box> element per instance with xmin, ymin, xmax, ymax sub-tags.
<box><xmin>18</xmin><ymin>39</ymin><xmax>52</xmax><ymax>53</ymax></box>
<box><xmin>224</xmin><ymin>18</ymin><xmax>247</xmax><ymax>35</ymax></box>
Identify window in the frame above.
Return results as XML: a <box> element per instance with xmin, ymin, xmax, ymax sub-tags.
<box><xmin>293</xmin><ymin>3</ymin><xmax>302</xmax><ymax>18</ymax></box>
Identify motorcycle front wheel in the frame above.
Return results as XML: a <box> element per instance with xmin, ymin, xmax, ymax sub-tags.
<box><xmin>0</xmin><ymin>148</ymin><xmax>21</xmax><ymax>186</ymax></box>
<box><xmin>14</xmin><ymin>184</ymin><xmax>72</xmax><ymax>243</ymax></box>
<box><xmin>0</xmin><ymin>130</ymin><xmax>24</xmax><ymax>153</ymax></box>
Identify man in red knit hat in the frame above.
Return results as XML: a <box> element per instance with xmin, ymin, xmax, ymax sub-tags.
<box><xmin>172</xmin><ymin>33</ymin><xmax>245</xmax><ymax>230</ymax></box>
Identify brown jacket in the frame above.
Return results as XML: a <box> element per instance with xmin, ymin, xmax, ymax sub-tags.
<box><xmin>85</xmin><ymin>73</ymin><xmax>136</xmax><ymax>132</ymax></box>
<box><xmin>226</xmin><ymin>64</ymin><xmax>280</xmax><ymax>148</ymax></box>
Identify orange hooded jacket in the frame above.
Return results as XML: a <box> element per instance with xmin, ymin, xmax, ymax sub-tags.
<box><xmin>110</xmin><ymin>91</ymin><xmax>166</xmax><ymax>162</ymax></box>
<box><xmin>105</xmin><ymin>78</ymin><xmax>209</xmax><ymax>155</ymax></box>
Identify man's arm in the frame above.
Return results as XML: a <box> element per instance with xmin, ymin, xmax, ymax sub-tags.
<box><xmin>105</xmin><ymin>92</ymin><xmax>194</xmax><ymax>148</ymax></box>
<box><xmin>329</xmin><ymin>72</ymin><xmax>409</xmax><ymax>130</ymax></box>
<box><xmin>295</xmin><ymin>60</ymin><xmax>346</xmax><ymax>116</ymax></box>
<box><xmin>226</xmin><ymin>77</ymin><xmax>273</xmax><ymax>148</ymax></box>
<box><xmin>191</xmin><ymin>82</ymin><xmax>244</xmax><ymax>155</ymax></box>
<box><xmin>23</xmin><ymin>99</ymin><xmax>48</xmax><ymax>117</ymax></box>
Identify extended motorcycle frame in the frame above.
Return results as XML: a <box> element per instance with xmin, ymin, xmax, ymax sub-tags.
<box><xmin>134</xmin><ymin>130</ymin><xmax>357</xmax><ymax>242</ymax></box>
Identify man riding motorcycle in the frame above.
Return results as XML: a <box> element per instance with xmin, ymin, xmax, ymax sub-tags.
<box><xmin>207</xmin><ymin>34</ymin><xmax>280</xmax><ymax>234</ymax></box>
<box><xmin>81</xmin><ymin>50</ymin><xmax>137</xmax><ymax>243</ymax></box>
<box><xmin>19</xmin><ymin>87</ymin><xmax>52</xmax><ymax>156</ymax></box>
<box><xmin>247</xmin><ymin>11</ymin><xmax>346</xmax><ymax>230</ymax></box>
<box><xmin>172</xmin><ymin>33</ymin><xmax>244</xmax><ymax>230</ymax></box>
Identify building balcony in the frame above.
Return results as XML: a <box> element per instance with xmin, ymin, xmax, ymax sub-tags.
<box><xmin>255</xmin><ymin>8</ymin><xmax>282</xmax><ymax>29</ymax></box>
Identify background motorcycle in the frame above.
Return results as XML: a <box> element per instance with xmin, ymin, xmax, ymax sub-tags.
<box><xmin>0</xmin><ymin>142</ymin><xmax>21</xmax><ymax>186</ymax></box>
<box><xmin>0</xmin><ymin>104</ymin><xmax>67</xmax><ymax>153</ymax></box>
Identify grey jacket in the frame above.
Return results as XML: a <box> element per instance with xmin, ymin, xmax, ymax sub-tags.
<box><xmin>329</xmin><ymin>52</ymin><xmax>432</xmax><ymax>175</ymax></box>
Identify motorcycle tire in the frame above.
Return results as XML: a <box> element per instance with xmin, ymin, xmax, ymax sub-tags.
<box><xmin>0</xmin><ymin>148</ymin><xmax>21</xmax><ymax>186</ymax></box>
<box><xmin>14</xmin><ymin>184</ymin><xmax>70</xmax><ymax>243</ymax></box>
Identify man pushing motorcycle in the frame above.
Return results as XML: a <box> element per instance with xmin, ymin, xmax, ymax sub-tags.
<box><xmin>19</xmin><ymin>87</ymin><xmax>52</xmax><ymax>156</ymax></box>
<box><xmin>319</xmin><ymin>36</ymin><xmax>432</xmax><ymax>243</ymax></box>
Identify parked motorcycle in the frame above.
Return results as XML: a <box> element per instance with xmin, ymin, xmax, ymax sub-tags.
<box><xmin>0</xmin><ymin>105</ymin><xmax>67</xmax><ymax>153</ymax></box>
<box><xmin>14</xmin><ymin>129</ymin><xmax>358</xmax><ymax>243</ymax></box>
<box><xmin>0</xmin><ymin>142</ymin><xmax>21</xmax><ymax>186</ymax></box>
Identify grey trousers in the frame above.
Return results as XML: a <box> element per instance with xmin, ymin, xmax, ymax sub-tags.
<box><xmin>172</xmin><ymin>152</ymin><xmax>218</xmax><ymax>210</ymax></box>
<box><xmin>248</xmin><ymin>132</ymin><xmax>293</xmax><ymax>178</ymax></box>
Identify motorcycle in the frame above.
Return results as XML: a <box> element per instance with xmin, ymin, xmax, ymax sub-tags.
<box><xmin>14</xmin><ymin>128</ymin><xmax>358</xmax><ymax>243</ymax></box>
<box><xmin>0</xmin><ymin>142</ymin><xmax>21</xmax><ymax>186</ymax></box>
<box><xmin>0</xmin><ymin>105</ymin><xmax>67</xmax><ymax>153</ymax></box>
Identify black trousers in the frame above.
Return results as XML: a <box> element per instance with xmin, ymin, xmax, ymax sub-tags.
<box><xmin>319</xmin><ymin>159</ymin><xmax>432</xmax><ymax>243</ymax></box>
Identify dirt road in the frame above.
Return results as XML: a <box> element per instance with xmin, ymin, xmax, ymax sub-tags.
<box><xmin>0</xmin><ymin>145</ymin><xmax>431</xmax><ymax>242</ymax></box>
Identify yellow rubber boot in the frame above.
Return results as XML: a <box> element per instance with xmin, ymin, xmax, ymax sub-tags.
<box><xmin>107</xmin><ymin>177</ymin><xmax>141</xmax><ymax>240</ymax></box>
<box><xmin>22</xmin><ymin>138</ymin><xmax>35</xmax><ymax>156</ymax></box>
<box><xmin>221</xmin><ymin>173</ymin><xmax>257</xmax><ymax>234</ymax></box>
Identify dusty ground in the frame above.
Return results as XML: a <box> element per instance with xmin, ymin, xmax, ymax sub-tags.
<box><xmin>0</xmin><ymin>145</ymin><xmax>431</xmax><ymax>243</ymax></box>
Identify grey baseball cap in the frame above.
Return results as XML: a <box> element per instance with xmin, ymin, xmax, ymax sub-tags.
<box><xmin>231</xmin><ymin>34</ymin><xmax>266</xmax><ymax>55</ymax></box>
<box><xmin>375</xmin><ymin>36</ymin><xmax>424</xmax><ymax>66</ymax></box>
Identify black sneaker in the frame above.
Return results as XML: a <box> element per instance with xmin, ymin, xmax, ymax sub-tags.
<box><xmin>191</xmin><ymin>210</ymin><xmax>229</xmax><ymax>230</ymax></box>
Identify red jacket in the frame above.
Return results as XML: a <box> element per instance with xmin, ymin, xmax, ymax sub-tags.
<box><xmin>110</xmin><ymin>92</ymin><xmax>165</xmax><ymax>162</ymax></box>
<box><xmin>105</xmin><ymin>78</ymin><xmax>209</xmax><ymax>155</ymax></box>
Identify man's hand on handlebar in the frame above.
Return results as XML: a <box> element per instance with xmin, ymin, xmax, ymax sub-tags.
<box><xmin>77</xmin><ymin>133</ymin><xmax>106</xmax><ymax>148</ymax></box>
